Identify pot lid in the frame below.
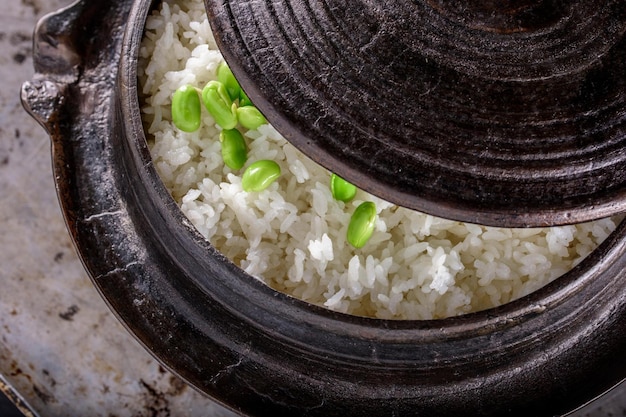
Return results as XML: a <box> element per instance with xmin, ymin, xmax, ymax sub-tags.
<box><xmin>204</xmin><ymin>0</ymin><xmax>626</xmax><ymax>227</ymax></box>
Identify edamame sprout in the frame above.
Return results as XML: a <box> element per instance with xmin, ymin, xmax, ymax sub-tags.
<box><xmin>236</xmin><ymin>106</ymin><xmax>266</xmax><ymax>130</ymax></box>
<box><xmin>220</xmin><ymin>129</ymin><xmax>247</xmax><ymax>170</ymax></box>
<box><xmin>217</xmin><ymin>62</ymin><xmax>242</xmax><ymax>102</ymax></box>
<box><xmin>330</xmin><ymin>174</ymin><xmax>357</xmax><ymax>202</ymax></box>
<box><xmin>171</xmin><ymin>85</ymin><xmax>201</xmax><ymax>132</ymax></box>
<box><xmin>242</xmin><ymin>160</ymin><xmax>281</xmax><ymax>192</ymax></box>
<box><xmin>202</xmin><ymin>80</ymin><xmax>238</xmax><ymax>130</ymax></box>
<box><xmin>347</xmin><ymin>201</ymin><xmax>377</xmax><ymax>248</ymax></box>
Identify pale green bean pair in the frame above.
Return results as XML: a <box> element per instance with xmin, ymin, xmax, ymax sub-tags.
<box><xmin>330</xmin><ymin>174</ymin><xmax>377</xmax><ymax>248</ymax></box>
<box><xmin>220</xmin><ymin>130</ymin><xmax>280</xmax><ymax>191</ymax></box>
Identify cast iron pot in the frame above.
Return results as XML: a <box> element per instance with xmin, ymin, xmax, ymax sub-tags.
<box><xmin>21</xmin><ymin>0</ymin><xmax>626</xmax><ymax>416</ymax></box>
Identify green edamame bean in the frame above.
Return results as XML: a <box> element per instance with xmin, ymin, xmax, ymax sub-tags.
<box><xmin>217</xmin><ymin>62</ymin><xmax>242</xmax><ymax>102</ymax></box>
<box><xmin>236</xmin><ymin>105</ymin><xmax>267</xmax><ymax>130</ymax></box>
<box><xmin>171</xmin><ymin>85</ymin><xmax>201</xmax><ymax>132</ymax></box>
<box><xmin>330</xmin><ymin>173</ymin><xmax>357</xmax><ymax>202</ymax></box>
<box><xmin>347</xmin><ymin>201</ymin><xmax>377</xmax><ymax>248</ymax></box>
<box><xmin>220</xmin><ymin>129</ymin><xmax>247</xmax><ymax>170</ymax></box>
<box><xmin>241</xmin><ymin>160</ymin><xmax>281</xmax><ymax>192</ymax></box>
<box><xmin>202</xmin><ymin>80</ymin><xmax>238</xmax><ymax>130</ymax></box>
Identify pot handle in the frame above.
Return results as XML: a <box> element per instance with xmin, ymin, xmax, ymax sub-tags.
<box><xmin>20</xmin><ymin>0</ymin><xmax>88</xmax><ymax>132</ymax></box>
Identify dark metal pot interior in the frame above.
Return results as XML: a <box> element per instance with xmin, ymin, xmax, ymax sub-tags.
<box><xmin>21</xmin><ymin>0</ymin><xmax>626</xmax><ymax>416</ymax></box>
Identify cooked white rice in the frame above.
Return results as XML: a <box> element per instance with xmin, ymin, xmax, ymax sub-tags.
<box><xmin>138</xmin><ymin>0</ymin><xmax>620</xmax><ymax>320</ymax></box>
